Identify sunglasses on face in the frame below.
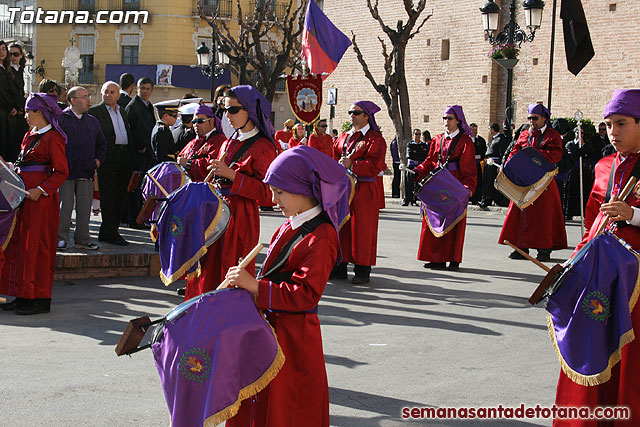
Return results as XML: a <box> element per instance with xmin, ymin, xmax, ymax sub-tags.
<box><xmin>223</xmin><ymin>106</ymin><xmax>246</xmax><ymax>115</ymax></box>
<box><xmin>191</xmin><ymin>118</ymin><xmax>210</xmax><ymax>124</ymax></box>
<box><xmin>443</xmin><ymin>116</ymin><xmax>456</xmax><ymax>121</ymax></box>
<box><xmin>527</xmin><ymin>116</ymin><xmax>540</xmax><ymax>121</ymax></box>
<box><xmin>348</xmin><ymin>110</ymin><xmax>364</xmax><ymax>116</ymax></box>
<box><xmin>10</xmin><ymin>52</ymin><xmax>21</xmax><ymax>57</ymax></box>
<box><xmin>318</xmin><ymin>124</ymin><xmax>328</xmax><ymax>128</ymax></box>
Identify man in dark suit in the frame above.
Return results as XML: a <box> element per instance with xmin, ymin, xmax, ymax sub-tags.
<box><xmin>125</xmin><ymin>77</ymin><xmax>156</xmax><ymax>227</ymax></box>
<box><xmin>88</xmin><ymin>81</ymin><xmax>133</xmax><ymax>246</ymax></box>
<box><xmin>117</xmin><ymin>73</ymin><xmax>135</xmax><ymax>109</ymax></box>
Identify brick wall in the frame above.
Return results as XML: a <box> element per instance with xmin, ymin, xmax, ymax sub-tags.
<box><xmin>321</xmin><ymin>0</ymin><xmax>639</xmax><ymax>149</ymax></box>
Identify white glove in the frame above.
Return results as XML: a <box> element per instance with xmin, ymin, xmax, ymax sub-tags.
<box><xmin>399</xmin><ymin>163</ymin><xmax>406</xmax><ymax>171</ymax></box>
<box><xmin>486</xmin><ymin>158</ymin><xmax>495</xmax><ymax>166</ymax></box>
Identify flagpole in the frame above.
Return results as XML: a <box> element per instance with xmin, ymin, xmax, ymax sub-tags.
<box><xmin>547</xmin><ymin>0</ymin><xmax>557</xmax><ymax>109</ymax></box>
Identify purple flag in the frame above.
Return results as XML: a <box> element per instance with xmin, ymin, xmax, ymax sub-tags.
<box><xmin>546</xmin><ymin>233</ymin><xmax>640</xmax><ymax>386</ymax></box>
<box><xmin>152</xmin><ymin>288</ymin><xmax>285</xmax><ymax>426</ymax></box>
<box><xmin>0</xmin><ymin>210</ymin><xmax>16</xmax><ymax>250</ymax></box>
<box><xmin>156</xmin><ymin>182</ymin><xmax>229</xmax><ymax>285</ymax></box>
<box><xmin>416</xmin><ymin>167</ymin><xmax>468</xmax><ymax>237</ymax></box>
<box><xmin>143</xmin><ymin>162</ymin><xmax>191</xmax><ymax>222</ymax></box>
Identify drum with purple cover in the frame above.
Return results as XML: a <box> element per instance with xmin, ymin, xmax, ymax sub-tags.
<box><xmin>494</xmin><ymin>146</ymin><xmax>558</xmax><ymax>210</ymax></box>
<box><xmin>153</xmin><ymin>182</ymin><xmax>231</xmax><ymax>284</ymax></box>
<box><xmin>116</xmin><ymin>288</ymin><xmax>284</xmax><ymax>427</ymax></box>
<box><xmin>142</xmin><ymin>162</ymin><xmax>192</xmax><ymax>222</ymax></box>
<box><xmin>415</xmin><ymin>165</ymin><xmax>469</xmax><ymax>237</ymax></box>
<box><xmin>0</xmin><ymin>163</ymin><xmax>26</xmax><ymax>249</ymax></box>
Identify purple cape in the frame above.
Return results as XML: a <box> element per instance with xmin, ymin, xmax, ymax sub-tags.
<box><xmin>152</xmin><ymin>288</ymin><xmax>285</xmax><ymax>426</ymax></box>
<box><xmin>546</xmin><ymin>233</ymin><xmax>640</xmax><ymax>385</ymax></box>
<box><xmin>230</xmin><ymin>85</ymin><xmax>276</xmax><ymax>146</ymax></box>
<box><xmin>445</xmin><ymin>105</ymin><xmax>472</xmax><ymax>137</ymax></box>
<box><xmin>25</xmin><ymin>92</ymin><xmax>67</xmax><ymax>143</ymax></box>
<box><xmin>263</xmin><ymin>145</ymin><xmax>351</xmax><ymax>232</ymax></box>
<box><xmin>354</xmin><ymin>100</ymin><xmax>381</xmax><ymax>133</ymax></box>
<box><xmin>604</xmin><ymin>89</ymin><xmax>640</xmax><ymax>119</ymax></box>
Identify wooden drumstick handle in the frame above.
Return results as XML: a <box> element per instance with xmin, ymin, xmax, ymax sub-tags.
<box><xmin>595</xmin><ymin>176</ymin><xmax>638</xmax><ymax>236</ymax></box>
<box><xmin>0</xmin><ymin>296</ymin><xmax>6</xmax><ymax>304</ymax></box>
<box><xmin>216</xmin><ymin>243</ymin><xmax>264</xmax><ymax>290</ymax></box>
<box><xmin>146</xmin><ymin>173</ymin><xmax>170</xmax><ymax>197</ymax></box>
<box><xmin>503</xmin><ymin>240</ymin><xmax>551</xmax><ymax>272</ymax></box>
<box><xmin>204</xmin><ymin>148</ymin><xmax>229</xmax><ymax>183</ymax></box>
<box><xmin>0</xmin><ymin>180</ymin><xmax>30</xmax><ymax>196</ymax></box>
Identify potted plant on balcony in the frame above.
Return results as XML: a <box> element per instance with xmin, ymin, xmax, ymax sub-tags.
<box><xmin>489</xmin><ymin>43</ymin><xmax>520</xmax><ymax>69</ymax></box>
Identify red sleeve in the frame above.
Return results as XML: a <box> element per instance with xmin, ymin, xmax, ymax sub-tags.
<box><xmin>351</xmin><ymin>131</ymin><xmax>387</xmax><ymax>178</ymax></box>
<box><xmin>190</xmin><ymin>133</ymin><xmax>226</xmax><ymax>181</ymax></box>
<box><xmin>539</xmin><ymin>130</ymin><xmax>564</xmax><ymax>164</ymax></box>
<box><xmin>413</xmin><ymin>134</ymin><xmax>441</xmax><ymax>179</ymax></box>
<box><xmin>307</xmin><ymin>134</ymin><xmax>319</xmax><ymax>151</ymax></box>
<box><xmin>229</xmin><ymin>137</ymin><xmax>277</xmax><ymax>205</ymax></box>
<box><xmin>40</xmin><ymin>131</ymin><xmax>69</xmax><ymax>195</ymax></box>
<box><xmin>457</xmin><ymin>135</ymin><xmax>477</xmax><ymax>192</ymax></box>
<box><xmin>256</xmin><ymin>223</ymin><xmax>338</xmax><ymax>312</ymax></box>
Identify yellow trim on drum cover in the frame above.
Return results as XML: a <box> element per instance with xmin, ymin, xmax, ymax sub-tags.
<box><xmin>495</xmin><ymin>168</ymin><xmax>558</xmax><ymax>210</ymax></box>
<box><xmin>423</xmin><ymin>207</ymin><xmax>467</xmax><ymax>238</ymax></box>
<box><xmin>160</xmin><ymin>183</ymin><xmax>225</xmax><ymax>286</ymax></box>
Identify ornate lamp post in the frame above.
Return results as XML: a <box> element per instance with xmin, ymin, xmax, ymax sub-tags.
<box><xmin>480</xmin><ymin>0</ymin><xmax>545</xmax><ymax>135</ymax></box>
<box><xmin>196</xmin><ymin>40</ymin><xmax>229</xmax><ymax>102</ymax></box>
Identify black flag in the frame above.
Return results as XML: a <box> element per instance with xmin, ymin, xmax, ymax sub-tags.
<box><xmin>561</xmin><ymin>0</ymin><xmax>594</xmax><ymax>75</ymax></box>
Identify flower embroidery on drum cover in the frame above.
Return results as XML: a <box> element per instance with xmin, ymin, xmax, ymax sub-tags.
<box><xmin>581</xmin><ymin>291</ymin><xmax>611</xmax><ymax>323</ymax></box>
<box><xmin>170</xmin><ymin>215</ymin><xmax>185</xmax><ymax>238</ymax></box>
<box><xmin>179</xmin><ymin>348</ymin><xmax>212</xmax><ymax>383</ymax></box>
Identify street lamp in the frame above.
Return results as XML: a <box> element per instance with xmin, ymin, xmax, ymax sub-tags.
<box><xmin>196</xmin><ymin>40</ymin><xmax>230</xmax><ymax>101</ymax></box>
<box><xmin>25</xmin><ymin>52</ymin><xmax>46</xmax><ymax>78</ymax></box>
<box><xmin>479</xmin><ymin>0</ymin><xmax>545</xmax><ymax>137</ymax></box>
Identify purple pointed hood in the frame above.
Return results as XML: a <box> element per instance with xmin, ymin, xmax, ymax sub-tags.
<box><xmin>230</xmin><ymin>85</ymin><xmax>276</xmax><ymax>146</ymax></box>
<box><xmin>354</xmin><ymin>100</ymin><xmax>381</xmax><ymax>133</ymax></box>
<box><xmin>444</xmin><ymin>105</ymin><xmax>471</xmax><ymax>137</ymax></box>
<box><xmin>25</xmin><ymin>93</ymin><xmax>67</xmax><ymax>143</ymax></box>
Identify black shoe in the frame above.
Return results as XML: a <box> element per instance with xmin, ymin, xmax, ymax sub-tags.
<box><xmin>128</xmin><ymin>222</ymin><xmax>151</xmax><ymax>230</ymax></box>
<box><xmin>411</xmin><ymin>202</ymin><xmax>418</xmax><ymax>206</ymax></box>
<box><xmin>536</xmin><ymin>250</ymin><xmax>551</xmax><ymax>262</ymax></box>
<box><xmin>424</xmin><ymin>262</ymin><xmax>447</xmax><ymax>270</ymax></box>
<box><xmin>329</xmin><ymin>263</ymin><xmax>348</xmax><ymax>280</ymax></box>
<box><xmin>0</xmin><ymin>297</ymin><xmax>24</xmax><ymax>311</ymax></box>
<box><xmin>401</xmin><ymin>201</ymin><xmax>409</xmax><ymax>206</ymax></box>
<box><xmin>102</xmin><ymin>235</ymin><xmax>129</xmax><ymax>246</ymax></box>
<box><xmin>351</xmin><ymin>276</ymin><xmax>370</xmax><ymax>284</ymax></box>
<box><xmin>447</xmin><ymin>262</ymin><xmax>460</xmax><ymax>271</ymax></box>
<box><xmin>176</xmin><ymin>287</ymin><xmax>186</xmax><ymax>296</ymax></box>
<box><xmin>508</xmin><ymin>249</ymin><xmax>529</xmax><ymax>260</ymax></box>
<box><xmin>15</xmin><ymin>298</ymin><xmax>50</xmax><ymax>315</ymax></box>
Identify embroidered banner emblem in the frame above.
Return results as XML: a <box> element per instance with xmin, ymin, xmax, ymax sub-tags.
<box><xmin>170</xmin><ymin>215</ymin><xmax>184</xmax><ymax>238</ymax></box>
<box><xmin>178</xmin><ymin>347</ymin><xmax>212</xmax><ymax>383</ymax></box>
<box><xmin>581</xmin><ymin>291</ymin><xmax>611</xmax><ymax>322</ymax></box>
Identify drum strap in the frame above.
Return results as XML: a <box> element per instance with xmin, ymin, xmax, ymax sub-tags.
<box><xmin>342</xmin><ymin>131</ymin><xmax>366</xmax><ymax>159</ymax></box>
<box><xmin>214</xmin><ymin>133</ymin><xmax>264</xmax><ymax>186</ymax></box>
<box><xmin>527</xmin><ymin>126</ymin><xmax>548</xmax><ymax>149</ymax></box>
<box><xmin>258</xmin><ymin>213</ymin><xmax>331</xmax><ymax>281</ymax></box>
<box><xmin>437</xmin><ymin>132</ymin><xmax>463</xmax><ymax>166</ymax></box>
<box><xmin>605</xmin><ymin>156</ymin><xmax>640</xmax><ymax>203</ymax></box>
<box><xmin>15</xmin><ymin>133</ymin><xmax>45</xmax><ymax>168</ymax></box>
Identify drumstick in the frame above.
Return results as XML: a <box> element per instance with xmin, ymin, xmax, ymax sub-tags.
<box><xmin>0</xmin><ymin>180</ymin><xmax>30</xmax><ymax>196</ymax></box>
<box><xmin>204</xmin><ymin>147</ymin><xmax>230</xmax><ymax>183</ymax></box>
<box><xmin>216</xmin><ymin>243</ymin><xmax>264</xmax><ymax>290</ymax></box>
<box><xmin>503</xmin><ymin>240</ymin><xmax>551</xmax><ymax>272</ymax></box>
<box><xmin>145</xmin><ymin>173</ymin><xmax>169</xmax><ymax>197</ymax></box>
<box><xmin>595</xmin><ymin>176</ymin><xmax>638</xmax><ymax>235</ymax></box>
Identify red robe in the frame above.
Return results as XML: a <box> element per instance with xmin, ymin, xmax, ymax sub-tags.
<box><xmin>414</xmin><ymin>132</ymin><xmax>476</xmax><ymax>263</ymax></box>
<box><xmin>274</xmin><ymin>129</ymin><xmax>292</xmax><ymax>147</ymax></box>
<box><xmin>307</xmin><ymin>133</ymin><xmax>333</xmax><ymax>158</ymax></box>
<box><xmin>184</xmin><ymin>135</ymin><xmax>277</xmax><ymax>299</ymax></box>
<box><xmin>227</xmin><ymin>216</ymin><xmax>338</xmax><ymax>427</ymax></box>
<box><xmin>177</xmin><ymin>131</ymin><xmax>226</xmax><ymax>181</ymax></box>
<box><xmin>288</xmin><ymin>136</ymin><xmax>305</xmax><ymax>149</ymax></box>
<box><xmin>498</xmin><ymin>127</ymin><xmax>568</xmax><ymax>250</ymax></box>
<box><xmin>332</xmin><ymin>128</ymin><xmax>387</xmax><ymax>266</ymax></box>
<box><xmin>554</xmin><ymin>152</ymin><xmax>640</xmax><ymax>426</ymax></box>
<box><xmin>0</xmin><ymin>128</ymin><xmax>68</xmax><ymax>299</ymax></box>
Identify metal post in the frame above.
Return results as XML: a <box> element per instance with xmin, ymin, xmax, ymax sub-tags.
<box><xmin>547</xmin><ymin>0</ymin><xmax>557</xmax><ymax>109</ymax></box>
<box><xmin>505</xmin><ymin>0</ymin><xmax>516</xmax><ymax>133</ymax></box>
<box><xmin>210</xmin><ymin>32</ymin><xmax>217</xmax><ymax>103</ymax></box>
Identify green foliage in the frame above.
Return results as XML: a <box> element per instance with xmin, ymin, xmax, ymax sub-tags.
<box><xmin>342</xmin><ymin>121</ymin><xmax>352</xmax><ymax>133</ymax></box>
<box><xmin>552</xmin><ymin>116</ymin><xmax>596</xmax><ymax>144</ymax></box>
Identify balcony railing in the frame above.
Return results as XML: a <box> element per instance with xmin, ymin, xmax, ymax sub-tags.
<box><xmin>248</xmin><ymin>1</ymin><xmax>289</xmax><ymax>20</ymax></box>
<box><xmin>61</xmin><ymin>0</ymin><xmax>146</xmax><ymax>13</ymax></box>
<box><xmin>0</xmin><ymin>19</ymin><xmax>34</xmax><ymax>41</ymax></box>
<box><xmin>195</xmin><ymin>0</ymin><xmax>233</xmax><ymax>18</ymax></box>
